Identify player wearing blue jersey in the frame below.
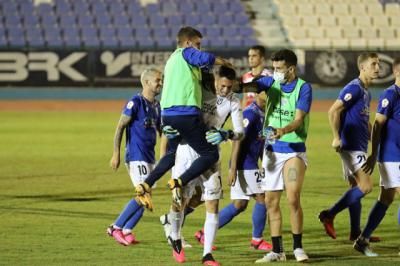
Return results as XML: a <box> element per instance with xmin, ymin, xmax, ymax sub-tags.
<box><xmin>353</xmin><ymin>58</ymin><xmax>400</xmax><ymax>256</ymax></box>
<box><xmin>106</xmin><ymin>68</ymin><xmax>162</xmax><ymax>246</ymax></box>
<box><xmin>212</xmin><ymin>93</ymin><xmax>272</xmax><ymax>251</ymax></box>
<box><xmin>319</xmin><ymin>53</ymin><xmax>380</xmax><ymax>242</ymax></box>
<box><xmin>237</xmin><ymin>49</ymin><xmax>313</xmax><ymax>263</ymax></box>
<box><xmin>135</xmin><ymin>27</ymin><xmax>233</xmax><ymax>211</ymax></box>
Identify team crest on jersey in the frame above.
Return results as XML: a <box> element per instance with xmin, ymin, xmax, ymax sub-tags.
<box><xmin>127</xmin><ymin>101</ymin><xmax>134</xmax><ymax>109</ymax></box>
<box><xmin>344</xmin><ymin>93</ymin><xmax>352</xmax><ymax>101</ymax></box>
<box><xmin>243</xmin><ymin>118</ymin><xmax>249</xmax><ymax>128</ymax></box>
<box><xmin>381</xmin><ymin>98</ymin><xmax>389</xmax><ymax>108</ymax></box>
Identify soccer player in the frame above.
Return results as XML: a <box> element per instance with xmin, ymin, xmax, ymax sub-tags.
<box><xmin>237</xmin><ymin>49</ymin><xmax>312</xmax><ymax>263</ymax></box>
<box><xmin>353</xmin><ymin>58</ymin><xmax>400</xmax><ymax>257</ymax></box>
<box><xmin>319</xmin><ymin>53</ymin><xmax>380</xmax><ymax>242</ymax></box>
<box><xmin>106</xmin><ymin>68</ymin><xmax>162</xmax><ymax>245</ymax></box>
<box><xmin>163</xmin><ymin>66</ymin><xmax>244</xmax><ymax>265</ymax></box>
<box><xmin>134</xmin><ymin>26</ymin><xmax>232</xmax><ymax>210</ymax></box>
<box><xmin>242</xmin><ymin>45</ymin><xmax>272</xmax><ymax>108</ymax></box>
<box><xmin>192</xmin><ymin>92</ymin><xmax>272</xmax><ymax>251</ymax></box>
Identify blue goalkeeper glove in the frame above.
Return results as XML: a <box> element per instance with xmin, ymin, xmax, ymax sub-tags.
<box><xmin>162</xmin><ymin>125</ymin><xmax>180</xmax><ymax>139</ymax></box>
<box><xmin>205</xmin><ymin>128</ymin><xmax>234</xmax><ymax>145</ymax></box>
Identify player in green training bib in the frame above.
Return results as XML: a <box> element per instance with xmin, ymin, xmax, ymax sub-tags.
<box><xmin>236</xmin><ymin>49</ymin><xmax>312</xmax><ymax>263</ymax></box>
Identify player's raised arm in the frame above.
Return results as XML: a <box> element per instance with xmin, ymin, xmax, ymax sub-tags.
<box><xmin>110</xmin><ymin>114</ymin><xmax>132</xmax><ymax>171</ymax></box>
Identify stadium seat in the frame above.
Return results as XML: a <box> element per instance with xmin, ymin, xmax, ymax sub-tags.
<box><xmin>119</xmin><ymin>37</ymin><xmax>136</xmax><ymax>48</ymax></box>
<box><xmin>308</xmin><ymin>28</ymin><xmax>325</xmax><ymax>39</ymax></box>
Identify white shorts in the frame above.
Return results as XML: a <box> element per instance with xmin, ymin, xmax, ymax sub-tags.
<box><xmin>261</xmin><ymin>151</ymin><xmax>308</xmax><ymax>191</ymax></box>
<box><xmin>340</xmin><ymin>151</ymin><xmax>367</xmax><ymax>180</ymax></box>
<box><xmin>230</xmin><ymin>169</ymin><xmax>264</xmax><ymax>200</ymax></box>
<box><xmin>126</xmin><ymin>161</ymin><xmax>154</xmax><ymax>187</ymax></box>
<box><xmin>172</xmin><ymin>143</ymin><xmax>222</xmax><ymax>201</ymax></box>
<box><xmin>378</xmin><ymin>162</ymin><xmax>400</xmax><ymax>189</ymax></box>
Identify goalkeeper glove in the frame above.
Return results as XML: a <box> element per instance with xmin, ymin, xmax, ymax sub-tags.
<box><xmin>162</xmin><ymin>125</ymin><xmax>180</xmax><ymax>139</ymax></box>
<box><xmin>205</xmin><ymin>128</ymin><xmax>234</xmax><ymax>145</ymax></box>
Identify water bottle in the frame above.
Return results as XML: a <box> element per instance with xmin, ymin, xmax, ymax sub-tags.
<box><xmin>264</xmin><ymin>126</ymin><xmax>276</xmax><ymax>145</ymax></box>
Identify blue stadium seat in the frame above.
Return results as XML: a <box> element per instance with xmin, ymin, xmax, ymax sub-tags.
<box><xmin>208</xmin><ymin>38</ymin><xmax>226</xmax><ymax>49</ymax></box>
<box><xmin>155</xmin><ymin>36</ymin><xmax>174</xmax><ymax>48</ymax></box>
<box><xmin>109</xmin><ymin>2</ymin><xmax>125</xmax><ymax>15</ymax></box>
<box><xmin>41</xmin><ymin>14</ymin><xmax>58</xmax><ymax>26</ymax></box>
<box><xmin>137</xmin><ymin>37</ymin><xmax>155</xmax><ymax>48</ymax></box>
<box><xmin>234</xmin><ymin>14</ymin><xmax>249</xmax><ymax>24</ymax></box>
<box><xmin>200</xmin><ymin>13</ymin><xmax>217</xmax><ymax>26</ymax></box>
<box><xmin>0</xmin><ymin>36</ymin><xmax>8</xmax><ymax>47</ymax></box>
<box><xmin>131</xmin><ymin>14</ymin><xmax>147</xmax><ymax>26</ymax></box>
<box><xmin>119</xmin><ymin>37</ymin><xmax>136</xmax><ymax>48</ymax></box>
<box><xmin>218</xmin><ymin>15</ymin><xmax>233</xmax><ymax>25</ymax></box>
<box><xmin>206</xmin><ymin>27</ymin><xmax>221</xmax><ymax>38</ymax></box>
<box><xmin>179</xmin><ymin>1</ymin><xmax>195</xmax><ymax>13</ymax></box>
<box><xmin>113</xmin><ymin>14</ymin><xmax>130</xmax><ymax>26</ymax></box>
<box><xmin>77</xmin><ymin>15</ymin><xmax>94</xmax><ymax>27</ymax></box>
<box><xmin>116</xmin><ymin>27</ymin><xmax>134</xmax><ymax>39</ymax></box>
<box><xmin>144</xmin><ymin>3</ymin><xmax>160</xmax><ymax>14</ymax></box>
<box><xmin>9</xmin><ymin>35</ymin><xmax>27</xmax><ymax>47</ymax></box>
<box><xmin>101</xmin><ymin>37</ymin><xmax>119</xmax><ymax>48</ymax></box>
<box><xmin>22</xmin><ymin>14</ymin><xmax>40</xmax><ymax>26</ymax></box>
<box><xmin>195</xmin><ymin>2</ymin><xmax>212</xmax><ymax>13</ymax></box>
<box><xmin>82</xmin><ymin>36</ymin><xmax>100</xmax><ymax>48</ymax></box>
<box><xmin>46</xmin><ymin>35</ymin><xmax>64</xmax><ymax>47</ymax></box>
<box><xmin>243</xmin><ymin>37</ymin><xmax>258</xmax><ymax>47</ymax></box>
<box><xmin>96</xmin><ymin>15</ymin><xmax>112</xmax><ymax>26</ymax></box>
<box><xmin>7</xmin><ymin>26</ymin><xmax>24</xmax><ymax>38</ymax></box>
<box><xmin>26</xmin><ymin>27</ymin><xmax>43</xmax><ymax>39</ymax></box>
<box><xmin>184</xmin><ymin>13</ymin><xmax>201</xmax><ymax>26</ymax></box>
<box><xmin>63</xmin><ymin>26</ymin><xmax>80</xmax><ymax>39</ymax></box>
<box><xmin>229</xmin><ymin>1</ymin><xmax>245</xmax><ymax>13</ymax></box>
<box><xmin>149</xmin><ymin>15</ymin><xmax>166</xmax><ymax>26</ymax></box>
<box><xmin>99</xmin><ymin>27</ymin><xmax>116</xmax><ymax>40</ymax></box>
<box><xmin>135</xmin><ymin>27</ymin><xmax>151</xmax><ymax>38</ymax></box>
<box><xmin>161</xmin><ymin>1</ymin><xmax>178</xmax><ymax>15</ymax></box>
<box><xmin>239</xmin><ymin>26</ymin><xmax>254</xmax><ymax>36</ymax></box>
<box><xmin>226</xmin><ymin>38</ymin><xmax>242</xmax><ymax>48</ymax></box>
<box><xmin>59</xmin><ymin>14</ymin><xmax>77</xmax><ymax>27</ymax></box>
<box><xmin>4</xmin><ymin>14</ymin><xmax>22</xmax><ymax>25</ymax></box>
<box><xmin>223</xmin><ymin>27</ymin><xmax>238</xmax><ymax>37</ymax></box>
<box><xmin>64</xmin><ymin>36</ymin><xmax>82</xmax><ymax>47</ymax></box>
<box><xmin>28</xmin><ymin>36</ymin><xmax>46</xmax><ymax>47</ymax></box>
<box><xmin>152</xmin><ymin>27</ymin><xmax>169</xmax><ymax>38</ymax></box>
<box><xmin>212</xmin><ymin>2</ymin><xmax>229</xmax><ymax>13</ymax></box>
<box><xmin>166</xmin><ymin>15</ymin><xmax>184</xmax><ymax>26</ymax></box>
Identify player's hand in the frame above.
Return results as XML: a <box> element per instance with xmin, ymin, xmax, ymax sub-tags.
<box><xmin>331</xmin><ymin>138</ymin><xmax>342</xmax><ymax>152</ymax></box>
<box><xmin>228</xmin><ymin>168</ymin><xmax>237</xmax><ymax>186</ymax></box>
<box><xmin>272</xmin><ymin>127</ymin><xmax>285</xmax><ymax>139</ymax></box>
<box><xmin>110</xmin><ymin>153</ymin><xmax>120</xmax><ymax>171</ymax></box>
<box><xmin>206</xmin><ymin>128</ymin><xmax>232</xmax><ymax>145</ymax></box>
<box><xmin>362</xmin><ymin>155</ymin><xmax>376</xmax><ymax>175</ymax></box>
<box><xmin>162</xmin><ymin>125</ymin><xmax>180</xmax><ymax>139</ymax></box>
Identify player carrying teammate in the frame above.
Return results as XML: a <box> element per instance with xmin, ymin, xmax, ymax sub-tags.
<box><xmin>319</xmin><ymin>53</ymin><xmax>380</xmax><ymax>242</ymax></box>
<box><xmin>106</xmin><ymin>68</ymin><xmax>162</xmax><ymax>245</ymax></box>
<box><xmin>353</xmin><ymin>58</ymin><xmax>400</xmax><ymax>257</ymax></box>
<box><xmin>134</xmin><ymin>26</ymin><xmax>232</xmax><ymax>210</ymax></box>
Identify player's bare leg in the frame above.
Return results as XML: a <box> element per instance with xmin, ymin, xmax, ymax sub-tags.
<box><xmin>283</xmin><ymin>157</ymin><xmax>308</xmax><ymax>262</ymax></box>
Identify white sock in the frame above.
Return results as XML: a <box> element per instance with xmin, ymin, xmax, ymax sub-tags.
<box><xmin>170</xmin><ymin>211</ymin><xmax>182</xmax><ymax>240</ymax></box>
<box><xmin>203</xmin><ymin>212</ymin><xmax>218</xmax><ymax>256</ymax></box>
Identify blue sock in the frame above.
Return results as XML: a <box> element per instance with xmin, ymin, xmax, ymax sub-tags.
<box><xmin>114</xmin><ymin>199</ymin><xmax>142</xmax><ymax>228</ymax></box>
<box><xmin>123</xmin><ymin>206</ymin><xmax>144</xmax><ymax>230</ymax></box>
<box><xmin>349</xmin><ymin>199</ymin><xmax>361</xmax><ymax>236</ymax></box>
<box><xmin>252</xmin><ymin>202</ymin><xmax>267</xmax><ymax>239</ymax></box>
<box><xmin>361</xmin><ymin>201</ymin><xmax>388</xmax><ymax>239</ymax></box>
<box><xmin>328</xmin><ymin>187</ymin><xmax>365</xmax><ymax>217</ymax></box>
<box><xmin>218</xmin><ymin>203</ymin><xmax>241</xmax><ymax>229</ymax></box>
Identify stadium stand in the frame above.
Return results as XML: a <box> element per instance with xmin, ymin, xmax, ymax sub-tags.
<box><xmin>0</xmin><ymin>0</ymin><xmax>256</xmax><ymax>49</ymax></box>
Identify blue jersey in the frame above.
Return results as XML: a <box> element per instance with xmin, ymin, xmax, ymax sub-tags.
<box><xmin>338</xmin><ymin>78</ymin><xmax>371</xmax><ymax>152</ymax></box>
<box><xmin>123</xmin><ymin>94</ymin><xmax>161</xmax><ymax>163</ymax></box>
<box><xmin>255</xmin><ymin>76</ymin><xmax>313</xmax><ymax>153</ymax></box>
<box><xmin>376</xmin><ymin>84</ymin><xmax>400</xmax><ymax>162</ymax></box>
<box><xmin>237</xmin><ymin>102</ymin><xmax>265</xmax><ymax>170</ymax></box>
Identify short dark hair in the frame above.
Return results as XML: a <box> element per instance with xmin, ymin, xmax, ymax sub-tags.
<box><xmin>217</xmin><ymin>66</ymin><xmax>236</xmax><ymax>80</ymax></box>
<box><xmin>176</xmin><ymin>26</ymin><xmax>202</xmax><ymax>46</ymax></box>
<box><xmin>249</xmin><ymin>45</ymin><xmax>266</xmax><ymax>58</ymax></box>
<box><xmin>393</xmin><ymin>57</ymin><xmax>400</xmax><ymax>70</ymax></box>
<box><xmin>271</xmin><ymin>49</ymin><xmax>297</xmax><ymax>67</ymax></box>
<box><xmin>357</xmin><ymin>52</ymin><xmax>379</xmax><ymax>70</ymax></box>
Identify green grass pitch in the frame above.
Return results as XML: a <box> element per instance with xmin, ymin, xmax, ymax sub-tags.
<box><xmin>0</xmin><ymin>110</ymin><xmax>399</xmax><ymax>265</ymax></box>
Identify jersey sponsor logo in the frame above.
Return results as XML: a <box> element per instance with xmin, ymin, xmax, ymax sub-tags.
<box><xmin>381</xmin><ymin>98</ymin><xmax>389</xmax><ymax>108</ymax></box>
<box><xmin>243</xmin><ymin>118</ymin><xmax>249</xmax><ymax>128</ymax></box>
<box><xmin>344</xmin><ymin>93</ymin><xmax>352</xmax><ymax>101</ymax></box>
<box><xmin>127</xmin><ymin>101</ymin><xmax>134</xmax><ymax>109</ymax></box>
